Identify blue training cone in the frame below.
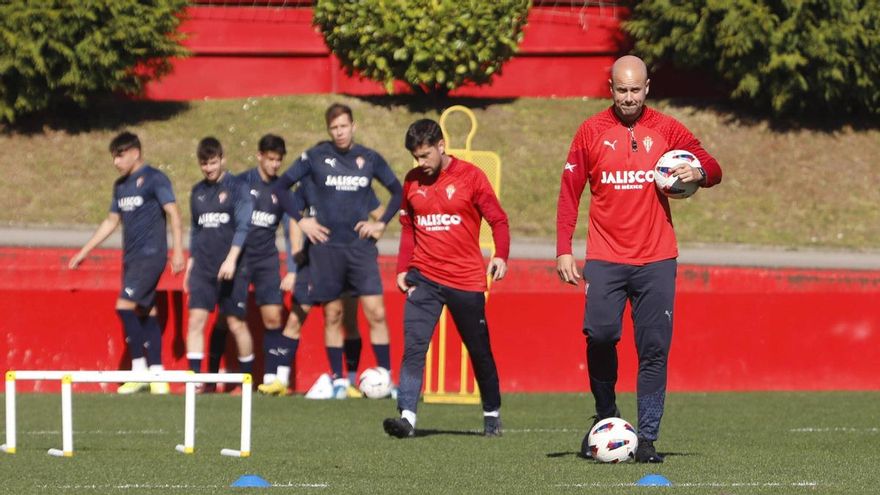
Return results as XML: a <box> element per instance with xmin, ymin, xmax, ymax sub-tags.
<box><xmin>232</xmin><ymin>474</ymin><xmax>271</xmax><ymax>488</ymax></box>
<box><xmin>637</xmin><ymin>474</ymin><xmax>672</xmax><ymax>486</ymax></box>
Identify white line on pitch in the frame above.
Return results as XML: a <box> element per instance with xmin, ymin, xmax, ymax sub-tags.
<box><xmin>790</xmin><ymin>427</ymin><xmax>880</xmax><ymax>433</ymax></box>
<box><xmin>38</xmin><ymin>482</ymin><xmax>328</xmax><ymax>490</ymax></box>
<box><xmin>24</xmin><ymin>429</ymin><xmax>173</xmax><ymax>435</ymax></box>
<box><xmin>557</xmin><ymin>481</ymin><xmax>820</xmax><ymax>488</ymax></box>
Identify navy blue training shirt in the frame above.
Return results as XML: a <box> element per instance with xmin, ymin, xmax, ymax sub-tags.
<box><xmin>189</xmin><ymin>171</ymin><xmax>252</xmax><ymax>273</ymax></box>
<box><xmin>273</xmin><ymin>141</ymin><xmax>402</xmax><ymax>245</ymax></box>
<box><xmin>110</xmin><ymin>164</ymin><xmax>176</xmax><ymax>262</ymax></box>
<box><xmin>238</xmin><ymin>167</ymin><xmax>290</xmax><ymax>261</ymax></box>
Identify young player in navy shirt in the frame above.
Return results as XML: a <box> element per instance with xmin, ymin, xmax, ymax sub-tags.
<box><xmin>272</xmin><ymin>103</ymin><xmax>402</xmax><ymax>398</ymax></box>
<box><xmin>184</xmin><ymin>137</ymin><xmax>254</xmax><ymax>384</ymax></box>
<box><xmin>69</xmin><ymin>131</ymin><xmax>184</xmax><ymax>394</ymax></box>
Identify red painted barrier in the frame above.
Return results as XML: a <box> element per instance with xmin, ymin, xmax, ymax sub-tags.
<box><xmin>2</xmin><ymin>247</ymin><xmax>879</xmax><ymax>393</ymax></box>
<box><xmin>144</xmin><ymin>6</ymin><xmax>634</xmax><ymax>100</ymax></box>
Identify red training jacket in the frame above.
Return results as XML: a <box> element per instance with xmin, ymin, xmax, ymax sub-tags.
<box><xmin>556</xmin><ymin>106</ymin><xmax>722</xmax><ymax>264</ymax></box>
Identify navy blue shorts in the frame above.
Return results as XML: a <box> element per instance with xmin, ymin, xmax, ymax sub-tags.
<box><xmin>188</xmin><ymin>264</ymin><xmax>249</xmax><ymax>318</ymax></box>
<box><xmin>245</xmin><ymin>253</ymin><xmax>283</xmax><ymax>306</ymax></box>
<box><xmin>306</xmin><ymin>240</ymin><xmax>382</xmax><ymax>303</ymax></box>
<box><xmin>120</xmin><ymin>256</ymin><xmax>166</xmax><ymax>309</ymax></box>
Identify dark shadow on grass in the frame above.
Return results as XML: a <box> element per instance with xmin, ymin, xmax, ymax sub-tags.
<box><xmin>658</xmin><ymin>97</ymin><xmax>880</xmax><ymax>133</ymax></box>
<box><xmin>350</xmin><ymin>94</ymin><xmax>519</xmax><ymax>114</ymax></box>
<box><xmin>2</xmin><ymin>96</ymin><xmax>191</xmax><ymax>136</ymax></box>
<box><xmin>547</xmin><ymin>451</ymin><xmax>696</xmax><ymax>460</ymax></box>
<box><xmin>413</xmin><ymin>428</ymin><xmax>484</xmax><ymax>438</ymax></box>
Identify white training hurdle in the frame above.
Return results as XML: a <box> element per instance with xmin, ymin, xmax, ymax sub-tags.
<box><xmin>1</xmin><ymin>370</ymin><xmax>252</xmax><ymax>458</ymax></box>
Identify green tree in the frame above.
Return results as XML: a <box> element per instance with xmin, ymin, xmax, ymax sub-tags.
<box><xmin>314</xmin><ymin>0</ymin><xmax>531</xmax><ymax>96</ymax></box>
<box><xmin>0</xmin><ymin>0</ymin><xmax>188</xmax><ymax>123</ymax></box>
<box><xmin>624</xmin><ymin>0</ymin><xmax>880</xmax><ymax>117</ymax></box>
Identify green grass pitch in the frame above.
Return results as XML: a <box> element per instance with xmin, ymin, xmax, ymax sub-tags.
<box><xmin>2</xmin><ymin>392</ymin><xmax>879</xmax><ymax>494</ymax></box>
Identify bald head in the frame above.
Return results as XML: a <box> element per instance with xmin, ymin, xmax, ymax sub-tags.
<box><xmin>609</xmin><ymin>55</ymin><xmax>650</xmax><ymax>125</ymax></box>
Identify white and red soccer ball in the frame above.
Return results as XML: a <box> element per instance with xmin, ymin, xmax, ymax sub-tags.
<box><xmin>357</xmin><ymin>366</ymin><xmax>392</xmax><ymax>399</ymax></box>
<box><xmin>587</xmin><ymin>417</ymin><xmax>639</xmax><ymax>463</ymax></box>
<box><xmin>654</xmin><ymin>149</ymin><xmax>702</xmax><ymax>199</ymax></box>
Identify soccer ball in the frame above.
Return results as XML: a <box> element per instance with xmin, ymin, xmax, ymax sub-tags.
<box><xmin>654</xmin><ymin>149</ymin><xmax>702</xmax><ymax>199</ymax></box>
<box><xmin>587</xmin><ymin>417</ymin><xmax>638</xmax><ymax>463</ymax></box>
<box><xmin>357</xmin><ymin>367</ymin><xmax>392</xmax><ymax>399</ymax></box>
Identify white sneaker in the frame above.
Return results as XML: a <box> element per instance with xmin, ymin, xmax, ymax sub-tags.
<box><xmin>332</xmin><ymin>378</ymin><xmax>350</xmax><ymax>400</ymax></box>
<box><xmin>304</xmin><ymin>373</ymin><xmax>334</xmax><ymax>400</ymax></box>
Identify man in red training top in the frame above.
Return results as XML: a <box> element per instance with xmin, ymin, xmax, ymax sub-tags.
<box><xmin>383</xmin><ymin>118</ymin><xmax>510</xmax><ymax>439</ymax></box>
<box><xmin>556</xmin><ymin>55</ymin><xmax>722</xmax><ymax>463</ymax></box>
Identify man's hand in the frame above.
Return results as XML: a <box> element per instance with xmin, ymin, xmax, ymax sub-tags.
<box><xmin>672</xmin><ymin>164</ymin><xmax>705</xmax><ymax>184</ymax></box>
<box><xmin>355</xmin><ymin>220</ymin><xmax>386</xmax><ymax>240</ymax></box>
<box><xmin>170</xmin><ymin>249</ymin><xmax>185</xmax><ymax>275</ymax></box>
<box><xmin>396</xmin><ymin>272</ymin><xmax>411</xmax><ymax>293</ymax></box>
<box><xmin>298</xmin><ymin>217</ymin><xmax>330</xmax><ymax>244</ymax></box>
<box><xmin>487</xmin><ymin>258</ymin><xmax>507</xmax><ymax>282</ymax></box>
<box><xmin>280</xmin><ymin>272</ymin><xmax>296</xmax><ymax>292</ymax></box>
<box><xmin>556</xmin><ymin>254</ymin><xmax>581</xmax><ymax>285</ymax></box>
<box><xmin>217</xmin><ymin>258</ymin><xmax>237</xmax><ymax>280</ymax></box>
<box><xmin>68</xmin><ymin>251</ymin><xmax>86</xmax><ymax>270</ymax></box>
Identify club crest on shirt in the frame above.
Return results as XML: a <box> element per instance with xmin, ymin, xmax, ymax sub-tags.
<box><xmin>271</xmin><ymin>193</ymin><xmax>278</xmax><ymax>204</ymax></box>
<box><xmin>643</xmin><ymin>136</ymin><xmax>654</xmax><ymax>152</ymax></box>
<box><xmin>136</xmin><ymin>176</ymin><xmax>145</xmax><ymax>188</ymax></box>
<box><xmin>446</xmin><ymin>184</ymin><xmax>456</xmax><ymax>200</ymax></box>
<box><xmin>356</xmin><ymin>156</ymin><xmax>365</xmax><ymax>169</ymax></box>
<box><xmin>218</xmin><ymin>191</ymin><xmax>228</xmax><ymax>204</ymax></box>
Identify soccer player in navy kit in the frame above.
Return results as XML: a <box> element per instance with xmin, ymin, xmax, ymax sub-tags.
<box><xmin>184</xmin><ymin>137</ymin><xmax>255</xmax><ymax>381</ymax></box>
<box><xmin>556</xmin><ymin>55</ymin><xmax>722</xmax><ymax>462</ymax></box>
<box><xmin>274</xmin><ymin>179</ymin><xmax>385</xmax><ymax>398</ymax></box>
<box><xmin>383</xmin><ymin>119</ymin><xmax>510</xmax><ymax>438</ymax></box>
<box><xmin>69</xmin><ymin>131</ymin><xmax>184</xmax><ymax>394</ymax></box>
<box><xmin>272</xmin><ymin>103</ymin><xmax>402</xmax><ymax>398</ymax></box>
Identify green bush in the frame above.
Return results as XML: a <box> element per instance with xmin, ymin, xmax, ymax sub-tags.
<box><xmin>314</xmin><ymin>0</ymin><xmax>531</xmax><ymax>96</ymax></box>
<box><xmin>0</xmin><ymin>0</ymin><xmax>188</xmax><ymax>123</ymax></box>
<box><xmin>624</xmin><ymin>0</ymin><xmax>880</xmax><ymax>117</ymax></box>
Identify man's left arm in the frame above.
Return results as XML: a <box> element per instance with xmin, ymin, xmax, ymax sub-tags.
<box><xmin>218</xmin><ymin>181</ymin><xmax>253</xmax><ymax>280</ymax></box>
<box><xmin>669</xmin><ymin>122</ymin><xmax>722</xmax><ymax>187</ymax></box>
<box><xmin>154</xmin><ymin>174</ymin><xmax>185</xmax><ymax>274</ymax></box>
<box><xmin>472</xmin><ymin>172</ymin><xmax>510</xmax><ymax>282</ymax></box>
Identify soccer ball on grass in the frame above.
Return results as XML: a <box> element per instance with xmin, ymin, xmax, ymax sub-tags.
<box><xmin>357</xmin><ymin>367</ymin><xmax>392</xmax><ymax>399</ymax></box>
<box><xmin>587</xmin><ymin>417</ymin><xmax>638</xmax><ymax>463</ymax></box>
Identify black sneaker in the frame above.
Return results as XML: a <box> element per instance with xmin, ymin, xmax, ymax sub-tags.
<box><xmin>580</xmin><ymin>407</ymin><xmax>621</xmax><ymax>459</ymax></box>
<box><xmin>483</xmin><ymin>416</ymin><xmax>502</xmax><ymax>437</ymax></box>
<box><xmin>383</xmin><ymin>417</ymin><xmax>415</xmax><ymax>438</ymax></box>
<box><xmin>634</xmin><ymin>439</ymin><xmax>664</xmax><ymax>463</ymax></box>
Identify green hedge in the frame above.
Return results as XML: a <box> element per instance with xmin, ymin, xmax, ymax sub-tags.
<box><xmin>0</xmin><ymin>0</ymin><xmax>188</xmax><ymax>123</ymax></box>
<box><xmin>624</xmin><ymin>0</ymin><xmax>880</xmax><ymax>117</ymax></box>
<box><xmin>314</xmin><ymin>0</ymin><xmax>531</xmax><ymax>96</ymax></box>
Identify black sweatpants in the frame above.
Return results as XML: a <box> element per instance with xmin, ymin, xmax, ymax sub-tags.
<box><xmin>396</xmin><ymin>269</ymin><xmax>501</xmax><ymax>414</ymax></box>
<box><xmin>582</xmin><ymin>259</ymin><xmax>676</xmax><ymax>441</ymax></box>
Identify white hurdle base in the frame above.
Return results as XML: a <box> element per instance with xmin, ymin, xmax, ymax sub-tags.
<box><xmin>3</xmin><ymin>370</ymin><xmax>252</xmax><ymax>458</ymax></box>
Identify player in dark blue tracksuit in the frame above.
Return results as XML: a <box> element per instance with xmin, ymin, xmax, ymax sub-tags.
<box><xmin>272</xmin><ymin>103</ymin><xmax>402</xmax><ymax>398</ymax></box>
<box><xmin>184</xmin><ymin>137</ymin><xmax>254</xmax><ymax>381</ymax></box>
<box><xmin>70</xmin><ymin>131</ymin><xmax>185</xmax><ymax>395</ymax></box>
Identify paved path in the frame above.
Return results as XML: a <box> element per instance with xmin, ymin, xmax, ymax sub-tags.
<box><xmin>2</xmin><ymin>226</ymin><xmax>879</xmax><ymax>270</ymax></box>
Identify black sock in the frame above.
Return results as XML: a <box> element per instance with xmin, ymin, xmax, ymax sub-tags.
<box><xmin>116</xmin><ymin>309</ymin><xmax>145</xmax><ymax>359</ymax></box>
<box><xmin>208</xmin><ymin>321</ymin><xmax>229</xmax><ymax>373</ymax></box>
<box><xmin>141</xmin><ymin>315</ymin><xmax>163</xmax><ymax>367</ymax></box>
<box><xmin>326</xmin><ymin>346</ymin><xmax>344</xmax><ymax>379</ymax></box>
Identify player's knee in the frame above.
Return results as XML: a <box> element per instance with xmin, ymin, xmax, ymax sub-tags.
<box><xmin>262</xmin><ymin>314</ymin><xmax>282</xmax><ymax>329</ymax></box>
<box><xmin>584</xmin><ymin>324</ymin><xmax>620</xmax><ymax>344</ymax></box>
<box><xmin>227</xmin><ymin>318</ymin><xmax>249</xmax><ymax>336</ymax></box>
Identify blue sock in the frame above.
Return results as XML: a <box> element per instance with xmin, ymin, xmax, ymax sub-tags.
<box><xmin>208</xmin><ymin>321</ymin><xmax>228</xmax><ymax>373</ymax></box>
<box><xmin>263</xmin><ymin>328</ymin><xmax>282</xmax><ymax>375</ymax></box>
<box><xmin>326</xmin><ymin>347</ymin><xmax>344</xmax><ymax>379</ymax></box>
<box><xmin>187</xmin><ymin>352</ymin><xmax>203</xmax><ymax>373</ymax></box>
<box><xmin>280</xmin><ymin>335</ymin><xmax>300</xmax><ymax>364</ymax></box>
<box><xmin>344</xmin><ymin>337</ymin><xmax>362</xmax><ymax>379</ymax></box>
<box><xmin>141</xmin><ymin>315</ymin><xmax>163</xmax><ymax>367</ymax></box>
<box><xmin>373</xmin><ymin>343</ymin><xmax>391</xmax><ymax>371</ymax></box>
<box><xmin>239</xmin><ymin>354</ymin><xmax>254</xmax><ymax>375</ymax></box>
<box><xmin>116</xmin><ymin>309</ymin><xmax>145</xmax><ymax>359</ymax></box>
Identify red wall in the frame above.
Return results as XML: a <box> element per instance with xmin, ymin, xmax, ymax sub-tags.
<box><xmin>2</xmin><ymin>247</ymin><xmax>879</xmax><ymax>393</ymax></box>
<box><xmin>143</xmin><ymin>6</ymin><xmax>633</xmax><ymax>100</ymax></box>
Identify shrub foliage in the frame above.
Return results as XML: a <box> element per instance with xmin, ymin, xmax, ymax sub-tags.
<box><xmin>624</xmin><ymin>0</ymin><xmax>880</xmax><ymax>117</ymax></box>
<box><xmin>0</xmin><ymin>0</ymin><xmax>188</xmax><ymax>122</ymax></box>
<box><xmin>313</xmin><ymin>0</ymin><xmax>531</xmax><ymax>96</ymax></box>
